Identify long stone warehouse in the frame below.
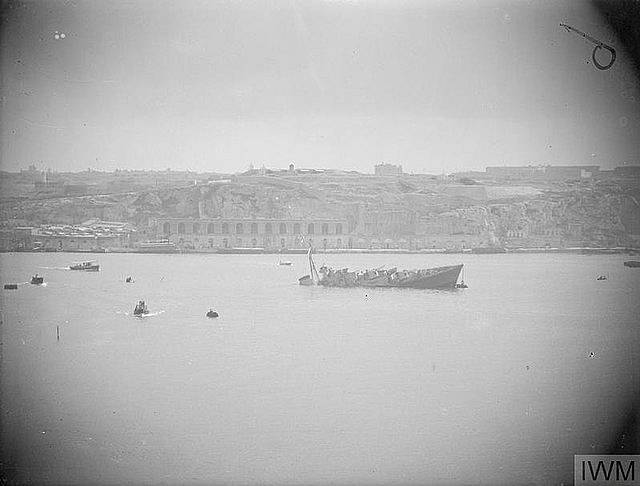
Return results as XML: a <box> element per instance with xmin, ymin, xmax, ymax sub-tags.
<box><xmin>153</xmin><ymin>217</ymin><xmax>488</xmax><ymax>251</ymax></box>
<box><xmin>155</xmin><ymin>218</ymin><xmax>351</xmax><ymax>250</ymax></box>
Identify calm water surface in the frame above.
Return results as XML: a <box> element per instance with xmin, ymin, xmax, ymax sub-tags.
<box><xmin>1</xmin><ymin>253</ymin><xmax>639</xmax><ymax>485</ymax></box>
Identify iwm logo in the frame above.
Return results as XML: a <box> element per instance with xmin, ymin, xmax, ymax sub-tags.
<box><xmin>575</xmin><ymin>455</ymin><xmax>639</xmax><ymax>485</ymax></box>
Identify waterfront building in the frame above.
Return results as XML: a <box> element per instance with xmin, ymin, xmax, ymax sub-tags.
<box><xmin>485</xmin><ymin>165</ymin><xmax>545</xmax><ymax>179</ymax></box>
<box><xmin>154</xmin><ymin>215</ymin><xmax>493</xmax><ymax>251</ymax></box>
<box><xmin>486</xmin><ymin>165</ymin><xmax>600</xmax><ymax>181</ymax></box>
<box><xmin>32</xmin><ymin>220</ymin><xmax>134</xmax><ymax>251</ymax></box>
<box><xmin>155</xmin><ymin>217</ymin><xmax>351</xmax><ymax>251</ymax></box>
<box><xmin>613</xmin><ymin>165</ymin><xmax>640</xmax><ymax>179</ymax></box>
<box><xmin>0</xmin><ymin>221</ymin><xmax>135</xmax><ymax>252</ymax></box>
<box><xmin>544</xmin><ymin>165</ymin><xmax>599</xmax><ymax>180</ymax></box>
<box><xmin>0</xmin><ymin>227</ymin><xmax>34</xmax><ymax>251</ymax></box>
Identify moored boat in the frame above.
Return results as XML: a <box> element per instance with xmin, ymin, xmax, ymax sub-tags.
<box><xmin>30</xmin><ymin>274</ymin><xmax>44</xmax><ymax>285</ymax></box>
<box><xmin>69</xmin><ymin>260</ymin><xmax>100</xmax><ymax>271</ymax></box>
<box><xmin>133</xmin><ymin>300</ymin><xmax>149</xmax><ymax>316</ymax></box>
<box><xmin>623</xmin><ymin>260</ymin><xmax>640</xmax><ymax>268</ymax></box>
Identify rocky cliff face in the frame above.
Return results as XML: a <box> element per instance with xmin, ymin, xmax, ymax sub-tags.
<box><xmin>1</xmin><ymin>173</ymin><xmax>639</xmax><ymax>247</ymax></box>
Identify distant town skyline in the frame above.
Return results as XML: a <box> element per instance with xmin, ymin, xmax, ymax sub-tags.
<box><xmin>8</xmin><ymin>160</ymin><xmax>640</xmax><ymax>178</ymax></box>
<box><xmin>2</xmin><ymin>0</ymin><xmax>639</xmax><ymax>174</ymax></box>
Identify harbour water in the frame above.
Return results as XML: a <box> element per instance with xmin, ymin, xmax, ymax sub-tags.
<box><xmin>1</xmin><ymin>252</ymin><xmax>639</xmax><ymax>484</ymax></box>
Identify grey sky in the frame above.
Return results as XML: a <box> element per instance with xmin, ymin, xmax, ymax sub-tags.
<box><xmin>1</xmin><ymin>0</ymin><xmax>638</xmax><ymax>173</ymax></box>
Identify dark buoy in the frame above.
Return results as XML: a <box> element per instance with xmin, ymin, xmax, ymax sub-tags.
<box><xmin>206</xmin><ymin>309</ymin><xmax>219</xmax><ymax>318</ymax></box>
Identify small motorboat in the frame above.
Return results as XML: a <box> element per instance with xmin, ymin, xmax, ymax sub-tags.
<box><xmin>623</xmin><ymin>261</ymin><xmax>640</xmax><ymax>268</ymax></box>
<box><xmin>4</xmin><ymin>283</ymin><xmax>18</xmax><ymax>290</ymax></box>
<box><xmin>596</xmin><ymin>275</ymin><xmax>607</xmax><ymax>281</ymax></box>
<box><xmin>133</xmin><ymin>300</ymin><xmax>149</xmax><ymax>316</ymax></box>
<box><xmin>278</xmin><ymin>260</ymin><xmax>292</xmax><ymax>266</ymax></box>
<box><xmin>69</xmin><ymin>260</ymin><xmax>100</xmax><ymax>271</ymax></box>
<box><xmin>30</xmin><ymin>274</ymin><xmax>44</xmax><ymax>285</ymax></box>
<box><xmin>125</xmin><ymin>276</ymin><xmax>134</xmax><ymax>283</ymax></box>
<box><xmin>206</xmin><ymin>309</ymin><xmax>219</xmax><ymax>318</ymax></box>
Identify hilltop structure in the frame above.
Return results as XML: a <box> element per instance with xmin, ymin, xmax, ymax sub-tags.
<box><xmin>374</xmin><ymin>163</ymin><xmax>403</xmax><ymax>176</ymax></box>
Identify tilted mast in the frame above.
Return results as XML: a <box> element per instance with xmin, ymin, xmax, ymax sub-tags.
<box><xmin>308</xmin><ymin>246</ymin><xmax>319</xmax><ymax>284</ymax></box>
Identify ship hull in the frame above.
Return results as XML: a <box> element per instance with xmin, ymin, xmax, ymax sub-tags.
<box><xmin>358</xmin><ymin>276</ymin><xmax>390</xmax><ymax>287</ymax></box>
<box><xmin>298</xmin><ymin>275</ymin><xmax>314</xmax><ymax>286</ymax></box>
<box><xmin>391</xmin><ymin>264</ymin><xmax>463</xmax><ymax>289</ymax></box>
<box><xmin>624</xmin><ymin>261</ymin><xmax>640</xmax><ymax>268</ymax></box>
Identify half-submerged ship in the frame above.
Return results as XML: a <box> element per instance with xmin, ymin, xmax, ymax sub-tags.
<box><xmin>299</xmin><ymin>248</ymin><xmax>463</xmax><ymax>289</ymax></box>
<box><xmin>69</xmin><ymin>260</ymin><xmax>100</xmax><ymax>271</ymax></box>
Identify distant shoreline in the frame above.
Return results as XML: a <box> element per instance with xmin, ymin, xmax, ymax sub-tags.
<box><xmin>3</xmin><ymin>247</ymin><xmax>640</xmax><ymax>256</ymax></box>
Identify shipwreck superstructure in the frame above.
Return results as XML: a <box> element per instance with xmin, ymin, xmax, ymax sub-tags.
<box><xmin>299</xmin><ymin>248</ymin><xmax>463</xmax><ymax>289</ymax></box>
